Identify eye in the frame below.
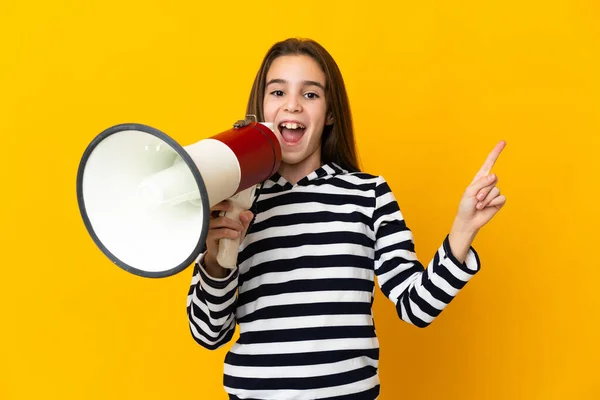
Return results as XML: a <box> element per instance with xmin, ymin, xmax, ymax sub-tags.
<box><xmin>304</xmin><ymin>92</ymin><xmax>319</xmax><ymax>99</ymax></box>
<box><xmin>270</xmin><ymin>90</ymin><xmax>284</xmax><ymax>97</ymax></box>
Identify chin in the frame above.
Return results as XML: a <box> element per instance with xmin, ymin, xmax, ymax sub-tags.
<box><xmin>281</xmin><ymin>154</ymin><xmax>304</xmax><ymax>165</ymax></box>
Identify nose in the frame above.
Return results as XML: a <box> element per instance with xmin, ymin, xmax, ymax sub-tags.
<box><xmin>284</xmin><ymin>95</ymin><xmax>302</xmax><ymax>113</ymax></box>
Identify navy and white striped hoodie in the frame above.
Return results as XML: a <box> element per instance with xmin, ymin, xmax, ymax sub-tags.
<box><xmin>187</xmin><ymin>162</ymin><xmax>480</xmax><ymax>400</ymax></box>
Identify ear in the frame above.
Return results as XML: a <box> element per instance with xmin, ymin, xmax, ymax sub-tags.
<box><xmin>326</xmin><ymin>111</ymin><xmax>334</xmax><ymax>126</ymax></box>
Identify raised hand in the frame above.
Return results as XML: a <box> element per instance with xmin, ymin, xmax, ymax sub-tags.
<box><xmin>447</xmin><ymin>140</ymin><xmax>507</xmax><ymax>263</ymax></box>
<box><xmin>455</xmin><ymin>140</ymin><xmax>507</xmax><ymax>233</ymax></box>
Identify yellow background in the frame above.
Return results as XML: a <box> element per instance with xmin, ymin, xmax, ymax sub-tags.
<box><xmin>1</xmin><ymin>0</ymin><xmax>598</xmax><ymax>399</ymax></box>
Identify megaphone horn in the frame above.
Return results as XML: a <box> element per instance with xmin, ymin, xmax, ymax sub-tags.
<box><xmin>76</xmin><ymin>118</ymin><xmax>281</xmax><ymax>278</ymax></box>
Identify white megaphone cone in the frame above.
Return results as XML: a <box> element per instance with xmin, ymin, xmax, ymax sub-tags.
<box><xmin>76</xmin><ymin>118</ymin><xmax>281</xmax><ymax>278</ymax></box>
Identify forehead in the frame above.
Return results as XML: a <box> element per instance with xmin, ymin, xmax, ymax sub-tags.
<box><xmin>266</xmin><ymin>54</ymin><xmax>326</xmax><ymax>85</ymax></box>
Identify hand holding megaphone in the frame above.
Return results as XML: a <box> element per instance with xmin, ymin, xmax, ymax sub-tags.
<box><xmin>204</xmin><ymin>194</ymin><xmax>255</xmax><ymax>276</ymax></box>
<box><xmin>76</xmin><ymin>117</ymin><xmax>281</xmax><ymax>278</ymax></box>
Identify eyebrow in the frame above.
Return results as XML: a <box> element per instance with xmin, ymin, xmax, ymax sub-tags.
<box><xmin>266</xmin><ymin>78</ymin><xmax>325</xmax><ymax>90</ymax></box>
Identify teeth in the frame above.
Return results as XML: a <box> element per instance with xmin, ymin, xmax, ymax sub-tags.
<box><xmin>280</xmin><ymin>122</ymin><xmax>305</xmax><ymax>130</ymax></box>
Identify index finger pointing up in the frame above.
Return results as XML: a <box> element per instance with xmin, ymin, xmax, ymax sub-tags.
<box><xmin>476</xmin><ymin>140</ymin><xmax>506</xmax><ymax>178</ymax></box>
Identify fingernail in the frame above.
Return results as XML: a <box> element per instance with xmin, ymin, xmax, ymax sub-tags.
<box><xmin>489</xmin><ymin>174</ymin><xmax>495</xmax><ymax>180</ymax></box>
<box><xmin>477</xmin><ymin>193</ymin><xmax>485</xmax><ymax>200</ymax></box>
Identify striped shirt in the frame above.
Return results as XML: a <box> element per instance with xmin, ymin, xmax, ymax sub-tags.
<box><xmin>187</xmin><ymin>162</ymin><xmax>480</xmax><ymax>399</ymax></box>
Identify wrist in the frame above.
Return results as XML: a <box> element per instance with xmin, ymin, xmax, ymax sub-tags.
<box><xmin>203</xmin><ymin>252</ymin><xmax>228</xmax><ymax>279</ymax></box>
<box><xmin>450</xmin><ymin>217</ymin><xmax>478</xmax><ymax>237</ymax></box>
<box><xmin>448</xmin><ymin>220</ymin><xmax>478</xmax><ymax>264</ymax></box>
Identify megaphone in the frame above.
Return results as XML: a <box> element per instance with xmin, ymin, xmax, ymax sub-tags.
<box><xmin>76</xmin><ymin>117</ymin><xmax>281</xmax><ymax>278</ymax></box>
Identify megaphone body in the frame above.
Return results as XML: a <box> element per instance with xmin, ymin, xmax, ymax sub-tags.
<box><xmin>76</xmin><ymin>119</ymin><xmax>281</xmax><ymax>278</ymax></box>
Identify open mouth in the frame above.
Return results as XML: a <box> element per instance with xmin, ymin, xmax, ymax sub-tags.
<box><xmin>278</xmin><ymin>122</ymin><xmax>306</xmax><ymax>144</ymax></box>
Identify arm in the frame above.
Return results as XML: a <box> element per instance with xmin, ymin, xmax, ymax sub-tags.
<box><xmin>186</xmin><ymin>252</ymin><xmax>239</xmax><ymax>350</ymax></box>
<box><xmin>374</xmin><ymin>141</ymin><xmax>507</xmax><ymax>327</ymax></box>
<box><xmin>186</xmin><ymin>200</ymin><xmax>255</xmax><ymax>349</ymax></box>
<box><xmin>372</xmin><ymin>177</ymin><xmax>480</xmax><ymax>328</ymax></box>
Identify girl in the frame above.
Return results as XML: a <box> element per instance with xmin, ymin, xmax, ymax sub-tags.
<box><xmin>187</xmin><ymin>38</ymin><xmax>506</xmax><ymax>399</ymax></box>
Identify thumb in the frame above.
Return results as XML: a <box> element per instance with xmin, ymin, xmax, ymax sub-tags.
<box><xmin>239</xmin><ymin>211</ymin><xmax>254</xmax><ymax>236</ymax></box>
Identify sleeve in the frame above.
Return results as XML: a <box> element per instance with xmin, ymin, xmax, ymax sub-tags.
<box><xmin>372</xmin><ymin>176</ymin><xmax>481</xmax><ymax>328</ymax></box>
<box><xmin>186</xmin><ymin>251</ymin><xmax>239</xmax><ymax>349</ymax></box>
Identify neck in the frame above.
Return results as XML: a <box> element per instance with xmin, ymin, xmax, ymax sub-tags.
<box><xmin>278</xmin><ymin>151</ymin><xmax>322</xmax><ymax>185</ymax></box>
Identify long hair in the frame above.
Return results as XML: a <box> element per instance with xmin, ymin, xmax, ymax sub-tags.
<box><xmin>246</xmin><ymin>38</ymin><xmax>360</xmax><ymax>173</ymax></box>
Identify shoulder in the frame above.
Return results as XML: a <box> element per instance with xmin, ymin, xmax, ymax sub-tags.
<box><xmin>324</xmin><ymin>171</ymin><xmax>382</xmax><ymax>194</ymax></box>
<box><xmin>335</xmin><ymin>172</ymin><xmax>396</xmax><ymax>210</ymax></box>
<box><xmin>345</xmin><ymin>171</ymin><xmax>398</xmax><ymax>207</ymax></box>
<box><xmin>341</xmin><ymin>170</ymin><xmax>390</xmax><ymax>190</ymax></box>
<box><xmin>323</xmin><ymin>164</ymin><xmax>395</xmax><ymax>196</ymax></box>
<box><xmin>329</xmin><ymin>163</ymin><xmax>383</xmax><ymax>184</ymax></box>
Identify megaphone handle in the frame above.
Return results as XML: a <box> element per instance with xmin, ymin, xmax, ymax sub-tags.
<box><xmin>216</xmin><ymin>185</ymin><xmax>257</xmax><ymax>269</ymax></box>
